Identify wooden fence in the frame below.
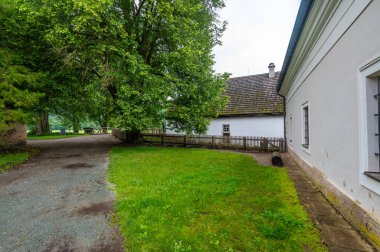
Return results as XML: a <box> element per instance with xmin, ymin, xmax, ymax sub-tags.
<box><xmin>147</xmin><ymin>134</ymin><xmax>286</xmax><ymax>153</ymax></box>
<box><xmin>112</xmin><ymin>129</ymin><xmax>286</xmax><ymax>152</ymax></box>
<box><xmin>112</xmin><ymin>128</ymin><xmax>127</xmax><ymax>140</ymax></box>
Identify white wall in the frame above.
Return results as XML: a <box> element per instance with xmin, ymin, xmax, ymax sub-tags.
<box><xmin>207</xmin><ymin>116</ymin><xmax>283</xmax><ymax>137</ymax></box>
<box><xmin>284</xmin><ymin>0</ymin><xmax>380</xmax><ymax>216</ymax></box>
<box><xmin>166</xmin><ymin>116</ymin><xmax>284</xmax><ymax>137</ymax></box>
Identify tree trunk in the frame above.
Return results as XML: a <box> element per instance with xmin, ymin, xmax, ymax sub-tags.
<box><xmin>100</xmin><ymin>120</ymin><xmax>109</xmax><ymax>134</ymax></box>
<box><xmin>72</xmin><ymin>119</ymin><xmax>80</xmax><ymax>134</ymax></box>
<box><xmin>35</xmin><ymin>112</ymin><xmax>50</xmax><ymax>135</ymax></box>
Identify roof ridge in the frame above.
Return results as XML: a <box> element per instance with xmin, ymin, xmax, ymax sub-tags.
<box><xmin>229</xmin><ymin>71</ymin><xmax>281</xmax><ymax>80</ymax></box>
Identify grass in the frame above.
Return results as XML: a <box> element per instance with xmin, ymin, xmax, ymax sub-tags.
<box><xmin>108</xmin><ymin>146</ymin><xmax>326</xmax><ymax>251</ymax></box>
<box><xmin>0</xmin><ymin>147</ymin><xmax>38</xmax><ymax>173</ymax></box>
<box><xmin>27</xmin><ymin>133</ymin><xmax>84</xmax><ymax>140</ymax></box>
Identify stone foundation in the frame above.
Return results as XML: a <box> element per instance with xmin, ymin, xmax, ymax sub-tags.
<box><xmin>0</xmin><ymin>123</ymin><xmax>27</xmax><ymax>150</ymax></box>
<box><xmin>288</xmin><ymin>147</ymin><xmax>380</xmax><ymax>250</ymax></box>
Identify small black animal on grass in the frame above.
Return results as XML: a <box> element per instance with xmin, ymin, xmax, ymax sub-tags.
<box><xmin>271</xmin><ymin>152</ymin><xmax>283</xmax><ymax>167</ymax></box>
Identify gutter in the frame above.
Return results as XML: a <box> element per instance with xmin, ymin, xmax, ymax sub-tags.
<box><xmin>276</xmin><ymin>0</ymin><xmax>314</xmax><ymax>92</ymax></box>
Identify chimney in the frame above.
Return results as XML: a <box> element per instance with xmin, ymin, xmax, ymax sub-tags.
<box><xmin>268</xmin><ymin>63</ymin><xmax>275</xmax><ymax>78</ymax></box>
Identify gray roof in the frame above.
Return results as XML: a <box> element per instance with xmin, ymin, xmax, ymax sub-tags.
<box><xmin>221</xmin><ymin>71</ymin><xmax>284</xmax><ymax>117</ymax></box>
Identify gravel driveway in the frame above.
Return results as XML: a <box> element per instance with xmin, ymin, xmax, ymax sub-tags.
<box><xmin>0</xmin><ymin>135</ymin><xmax>124</xmax><ymax>252</ymax></box>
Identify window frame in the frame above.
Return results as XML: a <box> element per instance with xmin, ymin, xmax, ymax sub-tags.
<box><xmin>222</xmin><ymin>124</ymin><xmax>230</xmax><ymax>134</ymax></box>
<box><xmin>301</xmin><ymin>100</ymin><xmax>311</xmax><ymax>154</ymax></box>
<box><xmin>288</xmin><ymin>114</ymin><xmax>293</xmax><ymax>144</ymax></box>
<box><xmin>358</xmin><ymin>55</ymin><xmax>380</xmax><ymax>194</ymax></box>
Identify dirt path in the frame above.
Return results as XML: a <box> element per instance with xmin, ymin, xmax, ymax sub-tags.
<box><xmin>0</xmin><ymin>135</ymin><xmax>124</xmax><ymax>252</ymax></box>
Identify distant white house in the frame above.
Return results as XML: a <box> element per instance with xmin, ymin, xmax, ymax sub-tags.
<box><xmin>277</xmin><ymin>0</ymin><xmax>380</xmax><ymax>248</ymax></box>
<box><xmin>167</xmin><ymin>64</ymin><xmax>285</xmax><ymax>138</ymax></box>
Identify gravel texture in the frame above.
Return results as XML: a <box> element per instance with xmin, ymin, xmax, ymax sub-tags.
<box><xmin>0</xmin><ymin>135</ymin><xmax>124</xmax><ymax>252</ymax></box>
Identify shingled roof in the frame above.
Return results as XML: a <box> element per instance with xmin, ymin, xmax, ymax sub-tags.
<box><xmin>220</xmin><ymin>71</ymin><xmax>284</xmax><ymax>117</ymax></box>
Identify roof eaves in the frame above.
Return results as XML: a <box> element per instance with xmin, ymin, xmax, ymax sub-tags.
<box><xmin>219</xmin><ymin>112</ymin><xmax>284</xmax><ymax>118</ymax></box>
<box><xmin>276</xmin><ymin>0</ymin><xmax>314</xmax><ymax>92</ymax></box>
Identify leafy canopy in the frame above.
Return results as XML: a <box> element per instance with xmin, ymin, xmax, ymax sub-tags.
<box><xmin>4</xmin><ymin>0</ymin><xmax>229</xmax><ymax>134</ymax></box>
<box><xmin>0</xmin><ymin>1</ymin><xmax>45</xmax><ymax>130</ymax></box>
<box><xmin>0</xmin><ymin>49</ymin><xmax>45</xmax><ymax>130</ymax></box>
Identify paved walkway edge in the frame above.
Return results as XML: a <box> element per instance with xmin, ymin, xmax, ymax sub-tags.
<box><xmin>284</xmin><ymin>150</ymin><xmax>378</xmax><ymax>252</ymax></box>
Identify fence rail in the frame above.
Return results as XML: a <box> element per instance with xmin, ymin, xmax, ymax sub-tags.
<box><xmin>112</xmin><ymin>129</ymin><xmax>286</xmax><ymax>152</ymax></box>
<box><xmin>141</xmin><ymin>133</ymin><xmax>286</xmax><ymax>152</ymax></box>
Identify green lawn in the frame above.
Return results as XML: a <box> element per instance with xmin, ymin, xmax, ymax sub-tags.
<box><xmin>108</xmin><ymin>146</ymin><xmax>326</xmax><ymax>251</ymax></box>
<box><xmin>0</xmin><ymin>148</ymin><xmax>38</xmax><ymax>173</ymax></box>
<box><xmin>27</xmin><ymin>133</ymin><xmax>83</xmax><ymax>140</ymax></box>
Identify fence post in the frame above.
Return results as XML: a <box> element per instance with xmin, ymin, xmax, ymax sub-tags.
<box><xmin>280</xmin><ymin>139</ymin><xmax>285</xmax><ymax>152</ymax></box>
<box><xmin>161</xmin><ymin>134</ymin><xmax>164</xmax><ymax>145</ymax></box>
<box><xmin>243</xmin><ymin>137</ymin><xmax>247</xmax><ymax>150</ymax></box>
<box><xmin>184</xmin><ymin>135</ymin><xmax>187</xmax><ymax>147</ymax></box>
<box><xmin>263</xmin><ymin>138</ymin><xmax>269</xmax><ymax>152</ymax></box>
<box><xmin>211</xmin><ymin>136</ymin><xmax>214</xmax><ymax>148</ymax></box>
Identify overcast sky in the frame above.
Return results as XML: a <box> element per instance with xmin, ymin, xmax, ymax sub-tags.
<box><xmin>213</xmin><ymin>0</ymin><xmax>300</xmax><ymax>77</ymax></box>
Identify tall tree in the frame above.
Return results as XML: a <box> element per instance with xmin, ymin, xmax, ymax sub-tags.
<box><xmin>12</xmin><ymin>0</ymin><xmax>229</xmax><ymax>140</ymax></box>
<box><xmin>0</xmin><ymin>2</ymin><xmax>44</xmax><ymax>131</ymax></box>
<box><xmin>1</xmin><ymin>0</ymin><xmax>88</xmax><ymax>134</ymax></box>
<box><xmin>0</xmin><ymin>48</ymin><xmax>45</xmax><ymax>131</ymax></box>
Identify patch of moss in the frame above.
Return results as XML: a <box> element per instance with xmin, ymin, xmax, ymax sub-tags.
<box><xmin>325</xmin><ymin>193</ymin><xmax>339</xmax><ymax>206</ymax></box>
<box><xmin>358</xmin><ymin>224</ymin><xmax>380</xmax><ymax>250</ymax></box>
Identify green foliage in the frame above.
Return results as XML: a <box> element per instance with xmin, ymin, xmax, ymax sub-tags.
<box><xmin>48</xmin><ymin>115</ymin><xmax>63</xmax><ymax>130</ymax></box>
<box><xmin>1</xmin><ymin>0</ymin><xmax>89</xmax><ymax>132</ymax></box>
<box><xmin>1</xmin><ymin>0</ymin><xmax>229</xmax><ymax>135</ymax></box>
<box><xmin>0</xmin><ymin>48</ymin><xmax>44</xmax><ymax>130</ymax></box>
<box><xmin>0</xmin><ymin>1</ymin><xmax>46</xmax><ymax>130</ymax></box>
<box><xmin>108</xmin><ymin>146</ymin><xmax>327</xmax><ymax>251</ymax></box>
<box><xmin>14</xmin><ymin>0</ymin><xmax>229</xmax><ymax>134</ymax></box>
<box><xmin>86</xmin><ymin>82</ymin><xmax>114</xmax><ymax>127</ymax></box>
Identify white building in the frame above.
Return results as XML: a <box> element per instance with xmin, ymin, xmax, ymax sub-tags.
<box><xmin>167</xmin><ymin>64</ymin><xmax>285</xmax><ymax>137</ymax></box>
<box><xmin>207</xmin><ymin>64</ymin><xmax>284</xmax><ymax>137</ymax></box>
<box><xmin>277</xmin><ymin>0</ymin><xmax>380</xmax><ymax>248</ymax></box>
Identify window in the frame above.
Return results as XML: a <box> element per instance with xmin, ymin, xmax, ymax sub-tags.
<box><xmin>364</xmin><ymin>73</ymin><xmax>380</xmax><ymax>180</ymax></box>
<box><xmin>302</xmin><ymin>102</ymin><xmax>309</xmax><ymax>148</ymax></box>
<box><xmin>358</xmin><ymin>57</ymin><xmax>380</xmax><ymax>194</ymax></box>
<box><xmin>223</xmin><ymin>124</ymin><xmax>230</xmax><ymax>135</ymax></box>
<box><xmin>222</xmin><ymin>124</ymin><xmax>230</xmax><ymax>143</ymax></box>
<box><xmin>289</xmin><ymin>115</ymin><xmax>293</xmax><ymax>143</ymax></box>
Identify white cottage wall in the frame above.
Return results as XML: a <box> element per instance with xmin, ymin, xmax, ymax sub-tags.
<box><xmin>285</xmin><ymin>0</ymin><xmax>380</xmax><ymax>216</ymax></box>
<box><xmin>166</xmin><ymin>116</ymin><xmax>284</xmax><ymax>137</ymax></box>
<box><xmin>207</xmin><ymin>116</ymin><xmax>283</xmax><ymax>137</ymax></box>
